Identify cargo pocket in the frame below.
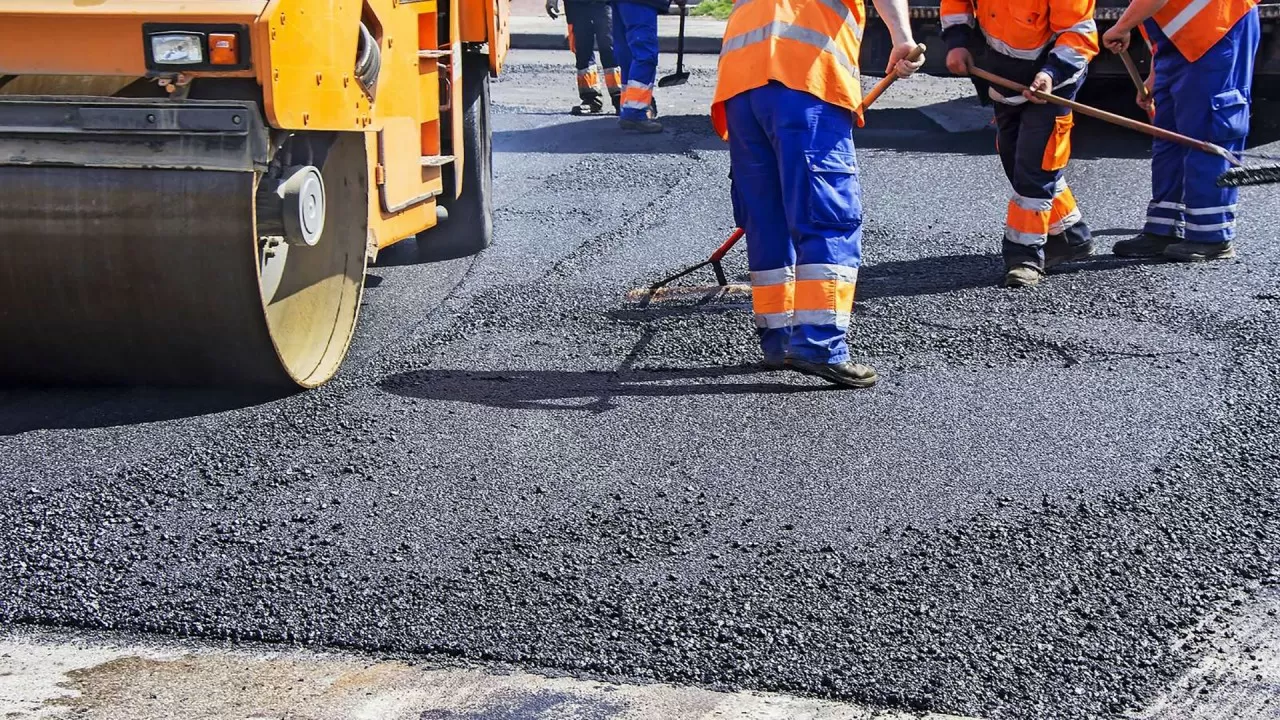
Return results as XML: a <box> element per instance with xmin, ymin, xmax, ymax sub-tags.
<box><xmin>1210</xmin><ymin>89</ymin><xmax>1250</xmax><ymax>143</ymax></box>
<box><xmin>1041</xmin><ymin>111</ymin><xmax>1074</xmax><ymax>172</ymax></box>
<box><xmin>805</xmin><ymin>148</ymin><xmax>861</xmax><ymax>230</ymax></box>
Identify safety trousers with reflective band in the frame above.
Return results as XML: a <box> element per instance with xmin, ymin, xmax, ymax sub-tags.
<box><xmin>577</xmin><ymin>65</ymin><xmax>601</xmax><ymax>98</ymax></box>
<box><xmin>1144</xmin><ymin>8</ymin><xmax>1258</xmax><ymax>243</ymax></box>
<box><xmin>612</xmin><ymin>0</ymin><xmax>659</xmax><ymax>120</ymax></box>
<box><xmin>709</xmin><ymin>0</ymin><xmax>866</xmax><ymax>139</ymax></box>
<box><xmin>994</xmin><ymin>75</ymin><xmax>1091</xmax><ymax>264</ymax></box>
<box><xmin>603</xmin><ymin>66</ymin><xmax>622</xmax><ymax>97</ymax></box>
<box><xmin>726</xmin><ymin>82</ymin><xmax>862</xmax><ymax>365</ymax></box>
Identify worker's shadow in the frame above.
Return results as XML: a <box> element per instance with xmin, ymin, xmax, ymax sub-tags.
<box><xmin>857</xmin><ymin>249</ymin><xmax>1149</xmax><ymax>300</ymax></box>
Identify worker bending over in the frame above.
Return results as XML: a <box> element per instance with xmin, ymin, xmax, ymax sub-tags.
<box><xmin>548</xmin><ymin>0</ymin><xmax>624</xmax><ymax>114</ymax></box>
<box><xmin>1104</xmin><ymin>0</ymin><xmax>1259</xmax><ymax>262</ymax></box>
<box><xmin>711</xmin><ymin>0</ymin><xmax>924</xmax><ymax>388</ymax></box>
<box><xmin>943</xmin><ymin>0</ymin><xmax>1100</xmax><ymax>288</ymax></box>
<box><xmin>611</xmin><ymin>0</ymin><xmax>669</xmax><ymax>132</ymax></box>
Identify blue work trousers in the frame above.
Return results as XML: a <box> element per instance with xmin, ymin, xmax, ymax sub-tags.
<box><xmin>726</xmin><ymin>82</ymin><xmax>862</xmax><ymax>365</ymax></box>
<box><xmin>611</xmin><ymin>1</ymin><xmax>659</xmax><ymax>120</ymax></box>
<box><xmin>1143</xmin><ymin>8</ymin><xmax>1259</xmax><ymax>243</ymax></box>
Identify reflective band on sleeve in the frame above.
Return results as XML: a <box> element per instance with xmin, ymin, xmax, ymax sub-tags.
<box><xmin>721</xmin><ymin>21</ymin><xmax>859</xmax><ymax>77</ymax></box>
<box><xmin>1161</xmin><ymin>0</ymin><xmax>1214</xmax><ymax>38</ymax></box>
<box><xmin>1059</xmin><ymin>18</ymin><xmax>1098</xmax><ymax>36</ymax></box>
<box><xmin>941</xmin><ymin>12</ymin><xmax>975</xmax><ymax>28</ymax></box>
<box><xmin>986</xmin><ymin>33</ymin><xmax>1050</xmax><ymax>60</ymax></box>
<box><xmin>794</xmin><ymin>263</ymin><xmax>857</xmax><ymax>283</ymax></box>
<box><xmin>1050</xmin><ymin>45</ymin><xmax>1089</xmax><ymax>67</ymax></box>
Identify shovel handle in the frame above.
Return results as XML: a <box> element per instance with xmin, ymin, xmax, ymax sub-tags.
<box><xmin>709</xmin><ymin>227</ymin><xmax>745</xmax><ymax>262</ymax></box>
<box><xmin>857</xmin><ymin>43</ymin><xmax>927</xmax><ymax>112</ymax></box>
<box><xmin>1119</xmin><ymin>49</ymin><xmax>1150</xmax><ymax>101</ymax></box>
<box><xmin>966</xmin><ymin>65</ymin><xmax>1239</xmax><ymax>165</ymax></box>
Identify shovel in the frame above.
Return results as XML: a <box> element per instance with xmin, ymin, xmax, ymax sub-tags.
<box><xmin>657</xmin><ymin>1</ymin><xmax>690</xmax><ymax>88</ymax></box>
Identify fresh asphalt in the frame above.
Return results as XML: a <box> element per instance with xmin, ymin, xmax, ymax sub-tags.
<box><xmin>2</xmin><ymin>51</ymin><xmax>1279</xmax><ymax>720</ymax></box>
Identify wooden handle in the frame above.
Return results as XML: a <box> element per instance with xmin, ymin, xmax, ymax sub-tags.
<box><xmin>857</xmin><ymin>43</ymin><xmax>926</xmax><ymax>112</ymax></box>
<box><xmin>1119</xmin><ymin>49</ymin><xmax>1151</xmax><ymax>100</ymax></box>
<box><xmin>967</xmin><ymin>65</ymin><xmax>1238</xmax><ymax>165</ymax></box>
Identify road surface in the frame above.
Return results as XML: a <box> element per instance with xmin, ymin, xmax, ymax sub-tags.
<box><xmin>2</xmin><ymin>51</ymin><xmax>1280</xmax><ymax>720</ymax></box>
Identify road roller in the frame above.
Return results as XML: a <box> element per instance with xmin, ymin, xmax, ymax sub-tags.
<box><xmin>0</xmin><ymin>0</ymin><xmax>509</xmax><ymax>388</ymax></box>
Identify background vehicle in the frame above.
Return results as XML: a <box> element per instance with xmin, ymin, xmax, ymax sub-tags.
<box><xmin>0</xmin><ymin>0</ymin><xmax>510</xmax><ymax>389</ymax></box>
<box><xmin>862</xmin><ymin>0</ymin><xmax>1280</xmax><ymax>100</ymax></box>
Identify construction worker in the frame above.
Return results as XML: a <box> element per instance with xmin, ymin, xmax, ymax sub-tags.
<box><xmin>611</xmin><ymin>0</ymin><xmax>670</xmax><ymax>133</ymax></box>
<box><xmin>547</xmin><ymin>0</ymin><xmax>624</xmax><ymax>114</ymax></box>
<box><xmin>942</xmin><ymin>0</ymin><xmax>1100</xmax><ymax>288</ymax></box>
<box><xmin>1103</xmin><ymin>0</ymin><xmax>1259</xmax><ymax>262</ymax></box>
<box><xmin>711</xmin><ymin>0</ymin><xmax>924</xmax><ymax>388</ymax></box>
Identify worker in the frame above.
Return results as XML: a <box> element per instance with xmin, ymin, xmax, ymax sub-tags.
<box><xmin>1103</xmin><ymin>0</ymin><xmax>1259</xmax><ymax>262</ymax></box>
<box><xmin>942</xmin><ymin>0</ymin><xmax>1100</xmax><ymax>288</ymax></box>
<box><xmin>547</xmin><ymin>0</ymin><xmax>624</xmax><ymax>114</ymax></box>
<box><xmin>611</xmin><ymin>0</ymin><xmax>670</xmax><ymax>132</ymax></box>
<box><xmin>711</xmin><ymin>0</ymin><xmax>924</xmax><ymax>388</ymax></box>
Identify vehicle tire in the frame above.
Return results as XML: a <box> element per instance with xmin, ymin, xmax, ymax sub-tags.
<box><xmin>420</xmin><ymin>51</ymin><xmax>493</xmax><ymax>261</ymax></box>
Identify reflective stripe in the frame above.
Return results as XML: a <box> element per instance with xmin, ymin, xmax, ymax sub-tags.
<box><xmin>1145</xmin><ymin>217</ymin><xmax>1186</xmax><ymax>227</ymax></box>
<box><xmin>1059</xmin><ymin>18</ymin><xmax>1098</xmax><ymax>36</ymax></box>
<box><xmin>721</xmin><ymin>20</ymin><xmax>859</xmax><ymax>77</ymax></box>
<box><xmin>754</xmin><ymin>312</ymin><xmax>793</xmax><ymax>329</ymax></box>
<box><xmin>750</xmin><ymin>266</ymin><xmax>796</xmax><ymax>286</ymax></box>
<box><xmin>1049</xmin><ymin>208</ymin><xmax>1082</xmax><ymax>235</ymax></box>
<box><xmin>1185</xmin><ymin>220</ymin><xmax>1233</xmax><ymax>231</ymax></box>
<box><xmin>622</xmin><ymin>81</ymin><xmax>653</xmax><ymax>110</ymax></box>
<box><xmin>986</xmin><ymin>33</ymin><xmax>1050</xmax><ymax>61</ymax></box>
<box><xmin>1050</xmin><ymin>45</ymin><xmax>1089</xmax><ymax>67</ymax></box>
<box><xmin>793</xmin><ymin>309</ymin><xmax>851</xmax><ymax>328</ymax></box>
<box><xmin>1150</xmin><ymin>201</ymin><xmax>1187</xmax><ymax>211</ymax></box>
<box><xmin>1162</xmin><ymin>0</ymin><xmax>1214</xmax><ymax>38</ymax></box>
<box><xmin>941</xmin><ymin>12</ymin><xmax>974</xmax><ymax>29</ymax></box>
<box><xmin>1011</xmin><ymin>193</ymin><xmax>1053</xmax><ymax>212</ymax></box>
<box><xmin>794</xmin><ymin>263</ymin><xmax>857</xmax><ymax>283</ymax></box>
<box><xmin>1186</xmin><ymin>204</ymin><xmax>1237</xmax><ymax>215</ymax></box>
<box><xmin>812</xmin><ymin>0</ymin><xmax>865</xmax><ymax>41</ymax></box>
<box><xmin>1005</xmin><ymin>228</ymin><xmax>1047</xmax><ymax>246</ymax></box>
<box><xmin>603</xmin><ymin>67</ymin><xmax>622</xmax><ymax>90</ymax></box>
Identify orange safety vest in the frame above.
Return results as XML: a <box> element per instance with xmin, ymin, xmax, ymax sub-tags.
<box><xmin>940</xmin><ymin>0</ymin><xmax>1098</xmax><ymax>69</ymax></box>
<box><xmin>710</xmin><ymin>0</ymin><xmax>866</xmax><ymax>140</ymax></box>
<box><xmin>1150</xmin><ymin>0</ymin><xmax>1258</xmax><ymax>62</ymax></box>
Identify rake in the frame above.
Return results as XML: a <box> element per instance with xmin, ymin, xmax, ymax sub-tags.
<box><xmin>968</xmin><ymin>66</ymin><xmax>1280</xmax><ymax>188</ymax></box>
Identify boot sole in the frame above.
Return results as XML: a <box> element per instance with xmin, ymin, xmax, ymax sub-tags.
<box><xmin>788</xmin><ymin>361</ymin><xmax>878</xmax><ymax>388</ymax></box>
<box><xmin>1164</xmin><ymin>246</ymin><xmax>1237</xmax><ymax>262</ymax></box>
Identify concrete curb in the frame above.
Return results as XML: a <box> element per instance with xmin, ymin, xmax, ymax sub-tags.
<box><xmin>509</xmin><ymin>15</ymin><xmax>724</xmax><ymax>54</ymax></box>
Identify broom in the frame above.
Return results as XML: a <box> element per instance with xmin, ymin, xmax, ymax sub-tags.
<box><xmin>625</xmin><ymin>44</ymin><xmax>929</xmax><ymax>308</ymax></box>
<box><xmin>967</xmin><ymin>66</ymin><xmax>1280</xmax><ymax>188</ymax></box>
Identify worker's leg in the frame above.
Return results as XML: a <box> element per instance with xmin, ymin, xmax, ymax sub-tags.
<box><xmin>564</xmin><ymin>3</ymin><xmax>602</xmax><ymax>111</ymax></box>
<box><xmin>611</xmin><ymin>2</ymin><xmax>631</xmax><ymax>87</ymax></box>
<box><xmin>766</xmin><ymin>84</ymin><xmax>862</xmax><ymax>366</ymax></box>
<box><xmin>615</xmin><ymin>1</ymin><xmax>660</xmax><ymax>124</ymax></box>
<box><xmin>1165</xmin><ymin>8</ymin><xmax>1259</xmax><ymax>261</ymax></box>
<box><xmin>1042</xmin><ymin>79</ymin><xmax>1094</xmax><ymax>267</ymax></box>
<box><xmin>593</xmin><ymin>4</ymin><xmax>623</xmax><ymax>112</ymax></box>
<box><xmin>1116</xmin><ymin>45</ymin><xmax>1188</xmax><ymax>256</ymax></box>
<box><xmin>726</xmin><ymin>85</ymin><xmax>793</xmax><ymax>364</ymax></box>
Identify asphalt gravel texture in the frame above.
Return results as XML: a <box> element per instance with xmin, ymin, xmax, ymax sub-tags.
<box><xmin>3</xmin><ymin>52</ymin><xmax>1280</xmax><ymax>719</ymax></box>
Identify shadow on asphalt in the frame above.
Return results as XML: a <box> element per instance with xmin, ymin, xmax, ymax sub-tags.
<box><xmin>380</xmin><ymin>364</ymin><xmax>826</xmax><ymax>412</ymax></box>
<box><xmin>858</xmin><ymin>250</ymin><xmax>1154</xmax><ymax>300</ymax></box>
<box><xmin>0</xmin><ymin>387</ymin><xmax>283</xmax><ymax>436</ymax></box>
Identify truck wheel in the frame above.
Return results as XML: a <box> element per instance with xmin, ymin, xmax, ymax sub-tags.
<box><xmin>422</xmin><ymin>52</ymin><xmax>494</xmax><ymax>261</ymax></box>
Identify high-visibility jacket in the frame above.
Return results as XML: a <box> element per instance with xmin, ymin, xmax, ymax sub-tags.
<box><xmin>941</xmin><ymin>0</ymin><xmax>1099</xmax><ymax>88</ymax></box>
<box><xmin>710</xmin><ymin>0</ymin><xmax>866</xmax><ymax>140</ymax></box>
<box><xmin>1143</xmin><ymin>0</ymin><xmax>1258</xmax><ymax>62</ymax></box>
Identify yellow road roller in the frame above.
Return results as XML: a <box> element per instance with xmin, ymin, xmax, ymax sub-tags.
<box><xmin>0</xmin><ymin>0</ymin><xmax>509</xmax><ymax>388</ymax></box>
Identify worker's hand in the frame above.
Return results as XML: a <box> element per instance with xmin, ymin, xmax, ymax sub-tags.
<box><xmin>1024</xmin><ymin>72</ymin><xmax>1053</xmax><ymax>103</ymax></box>
<box><xmin>946</xmin><ymin>47</ymin><xmax>974</xmax><ymax>76</ymax></box>
<box><xmin>886</xmin><ymin>41</ymin><xmax>924</xmax><ymax>77</ymax></box>
<box><xmin>1103</xmin><ymin>24</ymin><xmax>1132</xmax><ymax>53</ymax></box>
<box><xmin>545</xmin><ymin>0</ymin><xmax>559</xmax><ymax>19</ymax></box>
<box><xmin>1137</xmin><ymin>73</ymin><xmax>1155</xmax><ymax>114</ymax></box>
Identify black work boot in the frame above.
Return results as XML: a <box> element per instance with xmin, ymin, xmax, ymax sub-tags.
<box><xmin>571</xmin><ymin>91</ymin><xmax>605</xmax><ymax>115</ymax></box>
<box><xmin>1044</xmin><ymin>233</ymin><xmax>1095</xmax><ymax>269</ymax></box>
<box><xmin>1164</xmin><ymin>240</ymin><xmax>1237</xmax><ymax>262</ymax></box>
<box><xmin>787</xmin><ymin>358</ymin><xmax>878</xmax><ymax>388</ymax></box>
<box><xmin>619</xmin><ymin>117</ymin><xmax>663</xmax><ymax>133</ymax></box>
<box><xmin>609</xmin><ymin>92</ymin><xmax>621</xmax><ymax>115</ymax></box>
<box><xmin>1112</xmin><ymin>232</ymin><xmax>1178</xmax><ymax>258</ymax></box>
<box><xmin>1001</xmin><ymin>240</ymin><xmax>1045</xmax><ymax>288</ymax></box>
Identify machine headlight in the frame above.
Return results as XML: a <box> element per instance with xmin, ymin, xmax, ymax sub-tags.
<box><xmin>149</xmin><ymin>33</ymin><xmax>204</xmax><ymax>65</ymax></box>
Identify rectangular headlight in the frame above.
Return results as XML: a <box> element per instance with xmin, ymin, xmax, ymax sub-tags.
<box><xmin>150</xmin><ymin>33</ymin><xmax>204</xmax><ymax>65</ymax></box>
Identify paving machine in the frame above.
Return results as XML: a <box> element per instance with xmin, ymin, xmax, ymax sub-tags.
<box><xmin>0</xmin><ymin>0</ymin><xmax>510</xmax><ymax>388</ymax></box>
